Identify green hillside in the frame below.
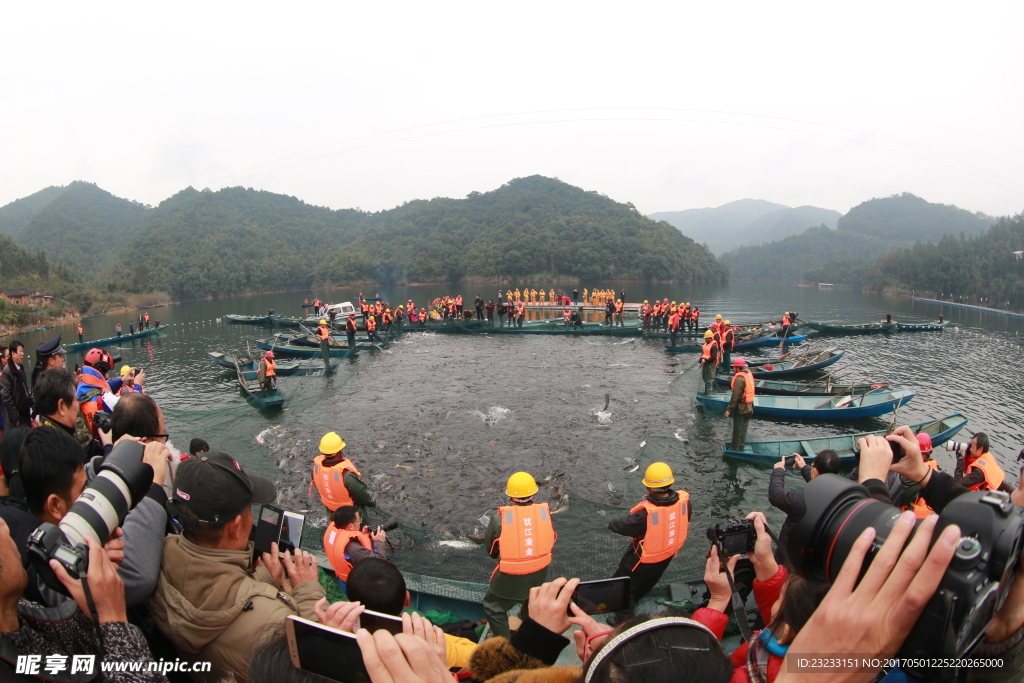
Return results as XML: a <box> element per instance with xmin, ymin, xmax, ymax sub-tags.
<box><xmin>865</xmin><ymin>213</ymin><xmax>1024</xmax><ymax>306</ymax></box>
<box><xmin>839</xmin><ymin>192</ymin><xmax>994</xmax><ymax>241</ymax></box>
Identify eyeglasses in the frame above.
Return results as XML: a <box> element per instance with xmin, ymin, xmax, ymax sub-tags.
<box><xmin>146</xmin><ymin>434</ymin><xmax>170</xmax><ymax>442</ymax></box>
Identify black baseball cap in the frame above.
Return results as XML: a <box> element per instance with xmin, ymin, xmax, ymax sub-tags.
<box><xmin>172</xmin><ymin>452</ymin><xmax>276</xmax><ymax>523</ymax></box>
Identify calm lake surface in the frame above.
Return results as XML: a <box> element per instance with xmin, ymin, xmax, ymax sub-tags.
<box><xmin>18</xmin><ymin>283</ymin><xmax>1024</xmax><ymax>583</ymax></box>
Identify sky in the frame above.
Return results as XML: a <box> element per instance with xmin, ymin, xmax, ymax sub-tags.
<box><xmin>2</xmin><ymin>1</ymin><xmax>1023</xmax><ymax>217</ymax></box>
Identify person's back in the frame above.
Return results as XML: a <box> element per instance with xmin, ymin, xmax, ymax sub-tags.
<box><xmin>768</xmin><ymin>450</ymin><xmax>840</xmax><ymax>553</ymax></box>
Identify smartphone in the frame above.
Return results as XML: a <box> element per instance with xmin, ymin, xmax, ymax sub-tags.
<box><xmin>279</xmin><ymin>511</ymin><xmax>305</xmax><ymax>554</ymax></box>
<box><xmin>253</xmin><ymin>505</ymin><xmax>282</xmax><ymax>556</ymax></box>
<box><xmin>358</xmin><ymin>609</ymin><xmax>404</xmax><ymax>635</ymax></box>
<box><xmin>569</xmin><ymin>577</ymin><xmax>632</xmax><ymax>615</ymax></box>
<box><xmin>285</xmin><ymin>615</ymin><xmax>369</xmax><ymax>683</ymax></box>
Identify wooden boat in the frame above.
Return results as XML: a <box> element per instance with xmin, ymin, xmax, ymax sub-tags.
<box><xmin>225</xmin><ymin>314</ymin><xmax>278</xmax><ymax>325</ymax></box>
<box><xmin>235</xmin><ymin>357</ymin><xmax>284</xmax><ymax>408</ymax></box>
<box><xmin>435</xmin><ymin>319</ymin><xmax>641</xmax><ymax>337</ymax></box>
<box><xmin>252</xmin><ymin>339</ymin><xmax>362</xmax><ymax>359</ymax></box>
<box><xmin>895</xmin><ymin>321</ymin><xmax>951</xmax><ymax>331</ymax></box>
<box><xmin>207</xmin><ymin>351</ymin><xmax>328</xmax><ymax>376</ymax></box>
<box><xmin>65</xmin><ymin>325</ymin><xmax>169</xmax><ymax>351</ymax></box>
<box><xmin>723</xmin><ymin>413</ymin><xmax>968</xmax><ymax>463</ymax></box>
<box><xmin>713</xmin><ymin>376</ymin><xmax>890</xmax><ymax>396</ymax></box>
<box><xmin>697</xmin><ymin>387</ymin><xmax>914</xmax><ymax>419</ymax></box>
<box><xmin>734</xmin><ymin>334</ymin><xmax>807</xmax><ymax>349</ymax></box>
<box><xmin>716</xmin><ymin>349</ymin><xmax>846</xmax><ymax>378</ymax></box>
<box><xmin>802</xmin><ymin>321</ymin><xmax>895</xmax><ymax>334</ymax></box>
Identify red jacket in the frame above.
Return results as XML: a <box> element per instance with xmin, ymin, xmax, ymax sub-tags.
<box><xmin>691</xmin><ymin>565</ymin><xmax>788</xmax><ymax>683</ymax></box>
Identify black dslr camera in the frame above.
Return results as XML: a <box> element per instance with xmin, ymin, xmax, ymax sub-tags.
<box><xmin>379</xmin><ymin>517</ymin><xmax>399</xmax><ymax>532</ymax></box>
<box><xmin>707</xmin><ymin>521</ymin><xmax>757</xmax><ymax>558</ymax></box>
<box><xmin>26</xmin><ymin>441</ymin><xmax>152</xmax><ymax>592</ymax></box>
<box><xmin>790</xmin><ymin>474</ymin><xmax>1024</xmax><ymax>681</ymax></box>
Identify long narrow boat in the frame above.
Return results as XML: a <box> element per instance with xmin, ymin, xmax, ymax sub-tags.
<box><xmin>697</xmin><ymin>387</ymin><xmax>914</xmax><ymax>419</ymax></box>
<box><xmin>723</xmin><ymin>413</ymin><xmax>968</xmax><ymax>463</ymax></box>
<box><xmin>713</xmin><ymin>376</ymin><xmax>890</xmax><ymax>396</ymax></box>
<box><xmin>435</xmin><ymin>319</ymin><xmax>642</xmax><ymax>337</ymax></box>
<box><xmin>252</xmin><ymin>339</ymin><xmax>363</xmax><ymax>358</ymax></box>
<box><xmin>734</xmin><ymin>334</ymin><xmax>807</xmax><ymax>349</ymax></box>
<box><xmin>207</xmin><ymin>351</ymin><xmax>330</xmax><ymax>376</ymax></box>
<box><xmin>234</xmin><ymin>357</ymin><xmax>284</xmax><ymax>408</ymax></box>
<box><xmin>895</xmin><ymin>321</ymin><xmax>951</xmax><ymax>331</ymax></box>
<box><xmin>715</xmin><ymin>349</ymin><xmax>846</xmax><ymax>378</ymax></box>
<box><xmin>225</xmin><ymin>314</ymin><xmax>278</xmax><ymax>325</ymax></box>
<box><xmin>802</xmin><ymin>321</ymin><xmax>895</xmax><ymax>334</ymax></box>
<box><xmin>65</xmin><ymin>325</ymin><xmax>169</xmax><ymax>351</ymax></box>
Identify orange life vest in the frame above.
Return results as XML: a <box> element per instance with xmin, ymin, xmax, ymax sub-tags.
<box><xmin>630</xmin><ymin>494</ymin><xmax>689</xmax><ymax>568</ymax></box>
<box><xmin>144</xmin><ymin>312</ymin><xmax>150</xmax><ymax>322</ymax></box>
<box><xmin>615</xmin><ymin>301</ymin><xmax>623</xmax><ymax>313</ymax></box>
<box><xmin>314</xmin><ymin>299</ymin><xmax>321</xmax><ymax>307</ymax></box>
<box><xmin>731</xmin><ymin>370</ymin><xmax>755</xmax><ymax>404</ymax></box>
<box><xmin>360</xmin><ymin>301</ymin><xmax>370</xmax><ymax>314</ymax></box>
<box><xmin>322</xmin><ymin>524</ymin><xmax>373</xmax><ymax>582</ymax></box>
<box><xmin>316</xmin><ymin>324</ymin><xmax>330</xmax><ymax>341</ymax></box>
<box><xmin>700</xmin><ymin>340</ymin><xmax>717</xmax><ymax>362</ymax></box>
<box><xmin>312</xmin><ymin>456</ymin><xmax>361</xmax><ymax>511</ymax></box>
<box><xmin>908</xmin><ymin>459</ymin><xmax>940</xmax><ymax>519</ymax></box>
<box><xmin>77</xmin><ymin>367</ymin><xmax>111</xmax><ymax>435</ymax></box>
<box><xmin>345</xmin><ymin>317</ymin><xmax>357</xmax><ymax>333</ymax></box>
<box><xmin>456</xmin><ymin>295</ymin><xmax>463</xmax><ymax>306</ymax></box>
<box><xmin>691</xmin><ymin>309</ymin><xmax>699</xmax><ymax>320</ymax></box>
<box><xmin>782</xmin><ymin>315</ymin><xmax>792</xmax><ymax>326</ymax></box>
<box><xmin>262</xmin><ymin>358</ymin><xmax>276</xmax><ymax>377</ymax></box>
<box><xmin>492</xmin><ymin>503</ymin><xmax>555</xmax><ymax>576</ymax></box>
<box><xmin>366</xmin><ymin>318</ymin><xmax>377</xmax><ymax>331</ymax></box>
<box><xmin>516</xmin><ymin>302</ymin><xmax>525</xmax><ymax>316</ymax></box>
<box><xmin>723</xmin><ymin>328</ymin><xmax>735</xmax><ymax>349</ymax></box>
<box><xmin>964</xmin><ymin>453</ymin><xmax>1005</xmax><ymax>491</ymax></box>
<box><xmin>77</xmin><ymin>324</ymin><xmax>84</xmax><ymax>335</ymax></box>
<box><xmin>669</xmin><ymin>313</ymin><xmax>681</xmax><ymax>330</ymax></box>
<box><xmin>382</xmin><ymin>311</ymin><xmax>392</xmax><ymax>324</ymax></box>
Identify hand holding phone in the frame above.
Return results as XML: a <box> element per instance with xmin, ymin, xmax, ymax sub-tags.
<box><xmin>569</xmin><ymin>577</ymin><xmax>632</xmax><ymax>616</ymax></box>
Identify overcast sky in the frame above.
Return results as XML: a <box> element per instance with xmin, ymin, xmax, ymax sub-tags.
<box><xmin>2</xmin><ymin>1</ymin><xmax>1022</xmax><ymax>218</ymax></box>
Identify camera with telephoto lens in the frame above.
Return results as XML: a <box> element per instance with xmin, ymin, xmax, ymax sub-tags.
<box><xmin>92</xmin><ymin>411</ymin><xmax>111</xmax><ymax>433</ymax></box>
<box><xmin>379</xmin><ymin>517</ymin><xmax>399</xmax><ymax>532</ymax></box>
<box><xmin>790</xmin><ymin>474</ymin><xmax>1024</xmax><ymax>680</ymax></box>
<box><xmin>26</xmin><ymin>440</ymin><xmax>153</xmax><ymax>592</ymax></box>
<box><xmin>707</xmin><ymin>521</ymin><xmax>757</xmax><ymax>558</ymax></box>
<box><xmin>945</xmin><ymin>440</ymin><xmax>969</xmax><ymax>456</ymax></box>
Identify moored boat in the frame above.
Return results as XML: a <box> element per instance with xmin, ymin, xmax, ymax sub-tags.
<box><xmin>895</xmin><ymin>321</ymin><xmax>951</xmax><ymax>331</ymax></box>
<box><xmin>235</xmin><ymin>357</ymin><xmax>284</xmax><ymax>408</ymax></box>
<box><xmin>802</xmin><ymin>320</ymin><xmax>895</xmax><ymax>334</ymax></box>
<box><xmin>697</xmin><ymin>387</ymin><xmax>914</xmax><ymax>419</ymax></box>
<box><xmin>713</xmin><ymin>376</ymin><xmax>890</xmax><ymax>396</ymax></box>
<box><xmin>722</xmin><ymin>412</ymin><xmax>968</xmax><ymax>463</ymax></box>
<box><xmin>253</xmin><ymin>339</ymin><xmax>363</xmax><ymax>358</ymax></box>
<box><xmin>65</xmin><ymin>325</ymin><xmax>169</xmax><ymax>351</ymax></box>
<box><xmin>717</xmin><ymin>349</ymin><xmax>846</xmax><ymax>378</ymax></box>
<box><xmin>225</xmin><ymin>314</ymin><xmax>278</xmax><ymax>325</ymax></box>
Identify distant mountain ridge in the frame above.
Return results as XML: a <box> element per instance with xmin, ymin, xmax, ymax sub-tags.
<box><xmin>719</xmin><ymin>193</ymin><xmax>1000</xmax><ymax>285</ymax></box>
<box><xmin>649</xmin><ymin>199</ymin><xmax>841</xmax><ymax>255</ymax></box>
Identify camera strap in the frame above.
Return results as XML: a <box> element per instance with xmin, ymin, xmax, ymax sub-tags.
<box><xmin>723</xmin><ymin>563</ymin><xmax>752</xmax><ymax>641</ymax></box>
<box><xmin>81</xmin><ymin>576</ymin><xmax>106</xmax><ymax>657</ymax></box>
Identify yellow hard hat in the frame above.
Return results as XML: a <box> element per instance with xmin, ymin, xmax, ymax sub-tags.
<box><xmin>643</xmin><ymin>300</ymin><xmax>648</xmax><ymax>304</ymax></box>
<box><xmin>704</xmin><ymin>330</ymin><xmax>713</xmax><ymax>338</ymax></box>
<box><xmin>642</xmin><ymin>462</ymin><xmax>675</xmax><ymax>488</ymax></box>
<box><xmin>320</xmin><ymin>319</ymin><xmax>327</xmax><ymax>325</ymax></box>
<box><xmin>686</xmin><ymin>302</ymin><xmax>690</xmax><ymax>306</ymax></box>
<box><xmin>319</xmin><ymin>431</ymin><xmax>346</xmax><ymax>454</ymax></box>
<box><xmin>715</xmin><ymin>314</ymin><xmax>722</xmax><ymax>320</ymax></box>
<box><xmin>785</xmin><ymin>312</ymin><xmax>790</xmax><ymax>316</ymax></box>
<box><xmin>505</xmin><ymin>472</ymin><xmax>539</xmax><ymax>498</ymax></box>
<box><xmin>723</xmin><ymin>320</ymin><xmax>731</xmax><ymax>325</ymax></box>
<box><xmin>119</xmin><ymin>365</ymin><xmax>133</xmax><ymax>377</ymax></box>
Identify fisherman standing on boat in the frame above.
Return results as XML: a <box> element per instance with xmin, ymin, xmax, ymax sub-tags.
<box><xmin>698</xmin><ymin>330</ymin><xmax>720</xmax><ymax>395</ymax></box>
<box><xmin>614</xmin><ymin>299</ymin><xmax>624</xmax><ymax>327</ymax></box>
<box><xmin>607</xmin><ymin>462</ymin><xmax>688</xmax><ymax>624</ymax></box>
<box><xmin>515</xmin><ymin>300</ymin><xmax>526</xmax><ymax>329</ymax></box>
<box><xmin>780</xmin><ymin>312</ymin><xmax>793</xmax><ymax>341</ymax></box>
<box><xmin>482</xmin><ymin>472</ymin><xmax>556</xmax><ymax>640</ymax></box>
<box><xmin>315</xmin><ymin>319</ymin><xmax>332</xmax><ymax>364</ymax></box>
<box><xmin>345</xmin><ymin>313</ymin><xmax>358</xmax><ymax>349</ymax></box>
<box><xmin>144</xmin><ymin>311</ymin><xmax>151</xmax><ymax>329</ymax></box>
<box><xmin>115</xmin><ymin>322</ymin><xmax>122</xmax><ymax>337</ymax></box>
<box><xmin>721</xmin><ymin>320</ymin><xmax>735</xmax><ymax>367</ymax></box>
<box><xmin>258</xmin><ymin>351</ymin><xmax>276</xmax><ymax>394</ymax></box>
<box><xmin>312</xmin><ymin>431</ymin><xmax>376</xmax><ymax>520</ymax></box>
<box><xmin>76</xmin><ymin>322</ymin><xmax>84</xmax><ymax>343</ymax></box>
<box><xmin>724</xmin><ymin>358</ymin><xmax>755</xmax><ymax>451</ymax></box>
<box><xmin>668</xmin><ymin>308</ymin><xmax>682</xmax><ymax>347</ymax></box>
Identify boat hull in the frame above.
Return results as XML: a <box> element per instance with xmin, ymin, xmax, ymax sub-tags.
<box><xmin>65</xmin><ymin>325</ymin><xmax>169</xmax><ymax>351</ymax></box>
<box><xmin>697</xmin><ymin>387</ymin><xmax>914</xmax><ymax>419</ymax></box>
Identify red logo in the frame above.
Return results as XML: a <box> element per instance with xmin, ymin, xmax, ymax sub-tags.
<box><xmin>232</xmin><ymin>459</ymin><xmax>241</xmax><ymax>471</ymax></box>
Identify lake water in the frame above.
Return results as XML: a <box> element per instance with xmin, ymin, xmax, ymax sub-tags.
<box><xmin>15</xmin><ymin>282</ymin><xmax>1024</xmax><ymax>584</ymax></box>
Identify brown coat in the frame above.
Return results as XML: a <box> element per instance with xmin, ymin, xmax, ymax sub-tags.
<box><xmin>471</xmin><ymin>636</ymin><xmax>582</xmax><ymax>683</ymax></box>
<box><xmin>148</xmin><ymin>535</ymin><xmax>324</xmax><ymax>683</ymax></box>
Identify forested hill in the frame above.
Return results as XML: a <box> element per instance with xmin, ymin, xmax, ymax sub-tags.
<box><xmin>0</xmin><ymin>176</ymin><xmax>727</xmax><ymax>299</ymax></box>
<box><xmin>720</xmin><ymin>193</ymin><xmax>999</xmax><ymax>285</ymax></box>
<box><xmin>865</xmin><ymin>213</ymin><xmax>1024</xmax><ymax>307</ymax></box>
<box><xmin>649</xmin><ymin>199</ymin><xmax>841</xmax><ymax>255</ymax></box>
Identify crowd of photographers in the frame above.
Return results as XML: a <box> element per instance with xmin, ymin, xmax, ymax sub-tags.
<box><xmin>1</xmin><ymin>344</ymin><xmax>1024</xmax><ymax>682</ymax></box>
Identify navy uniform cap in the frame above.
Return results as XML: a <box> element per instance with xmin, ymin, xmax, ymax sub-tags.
<box><xmin>35</xmin><ymin>334</ymin><xmax>64</xmax><ymax>357</ymax></box>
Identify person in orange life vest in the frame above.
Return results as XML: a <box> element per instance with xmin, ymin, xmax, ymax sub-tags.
<box><xmin>608</xmin><ymin>462</ymin><xmax>689</xmax><ymax>622</ymax></box>
<box><xmin>562</xmin><ymin>305</ymin><xmax>571</xmax><ymax>326</ymax></box>
<box><xmin>900</xmin><ymin>433</ymin><xmax>941</xmax><ymax>518</ymax></box>
<box><xmin>312</xmin><ymin>431</ymin><xmax>376</xmax><ymax>519</ymax></box>
<box><xmin>344</xmin><ymin>313</ymin><xmax>358</xmax><ymax>348</ymax></box>
<box><xmin>721</xmin><ymin>320</ymin><xmax>735</xmax><ymax>367</ymax></box>
<box><xmin>482</xmin><ymin>471</ymin><xmax>556</xmax><ymax>640</ymax></box>
<box><xmin>614</xmin><ymin>299</ymin><xmax>624</xmax><ymax>327</ymax></box>
<box><xmin>699</xmin><ymin>330</ymin><xmax>720</xmax><ymax>395</ymax></box>
<box><xmin>322</xmin><ymin>505</ymin><xmax>387</xmax><ymax>588</ymax></box>
<box><xmin>515</xmin><ymin>301</ymin><xmax>526</xmax><ymax>329</ymax></box>
<box><xmin>76</xmin><ymin>348</ymin><xmax>116</xmax><ymax>436</ymax></box>
<box><xmin>76</xmin><ymin>322</ymin><xmax>84</xmax><ymax>344</ymax></box>
<box><xmin>314</xmin><ymin>319</ymin><xmax>332</xmax><ymax>364</ymax></box>
<box><xmin>691</xmin><ymin>305</ymin><xmax>700</xmax><ymax>334</ymax></box>
<box><xmin>360</xmin><ymin>299</ymin><xmax>370</xmax><ymax>324</ymax></box>
<box><xmin>780</xmin><ymin>312</ymin><xmax>793</xmax><ymax>340</ymax></box>
<box><xmin>258</xmin><ymin>351</ymin><xmax>277</xmax><ymax>394</ymax></box>
<box><xmin>455</xmin><ymin>294</ymin><xmax>464</xmax><ymax>316</ymax></box>
<box><xmin>143</xmin><ymin>311</ymin><xmax>151</xmax><ymax>330</ymax></box>
<box><xmin>953</xmin><ymin>432</ymin><xmax>1010</xmax><ymax>492</ymax></box>
<box><xmin>725</xmin><ymin>357</ymin><xmax>755</xmax><ymax>451</ymax></box>
<box><xmin>668</xmin><ymin>310</ymin><xmax>683</xmax><ymax>347</ymax></box>
<box><xmin>365</xmin><ymin>315</ymin><xmax>379</xmax><ymax>342</ymax></box>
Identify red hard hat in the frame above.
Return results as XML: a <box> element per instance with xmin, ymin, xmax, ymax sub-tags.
<box><xmin>731</xmin><ymin>357</ymin><xmax>747</xmax><ymax>367</ymax></box>
<box><xmin>916</xmin><ymin>433</ymin><xmax>933</xmax><ymax>454</ymax></box>
<box><xmin>265</xmin><ymin>350</ymin><xmax>274</xmax><ymax>358</ymax></box>
<box><xmin>84</xmin><ymin>348</ymin><xmax>112</xmax><ymax>370</ymax></box>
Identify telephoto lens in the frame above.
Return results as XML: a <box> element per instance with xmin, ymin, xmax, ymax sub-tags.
<box><xmin>27</xmin><ymin>440</ymin><xmax>154</xmax><ymax>591</ymax></box>
<box><xmin>944</xmin><ymin>440</ymin><xmax>968</xmax><ymax>453</ymax></box>
<box><xmin>789</xmin><ymin>474</ymin><xmax>1024</xmax><ymax>680</ymax></box>
<box><xmin>380</xmin><ymin>517</ymin><xmax>400</xmax><ymax>532</ymax></box>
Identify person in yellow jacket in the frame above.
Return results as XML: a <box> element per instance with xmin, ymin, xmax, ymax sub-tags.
<box><xmin>607</xmin><ymin>462</ymin><xmax>689</xmax><ymax>623</ymax></box>
<box><xmin>482</xmin><ymin>472</ymin><xmax>556</xmax><ymax>639</ymax></box>
<box><xmin>312</xmin><ymin>432</ymin><xmax>376</xmax><ymax>519</ymax></box>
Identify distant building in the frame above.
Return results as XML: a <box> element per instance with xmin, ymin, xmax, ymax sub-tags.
<box><xmin>818</xmin><ymin>283</ymin><xmax>834</xmax><ymax>289</ymax></box>
<box><xmin>0</xmin><ymin>289</ymin><xmax>53</xmax><ymax>306</ymax></box>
